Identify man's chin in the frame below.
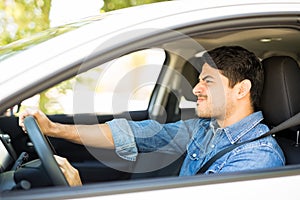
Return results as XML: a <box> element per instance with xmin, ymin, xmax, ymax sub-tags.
<box><xmin>195</xmin><ymin>109</ymin><xmax>211</xmax><ymax>119</ymax></box>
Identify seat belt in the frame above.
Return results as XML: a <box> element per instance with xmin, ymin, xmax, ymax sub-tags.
<box><xmin>196</xmin><ymin>112</ymin><xmax>300</xmax><ymax>174</ymax></box>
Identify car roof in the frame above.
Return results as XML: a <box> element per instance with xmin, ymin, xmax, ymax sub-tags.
<box><xmin>2</xmin><ymin>0</ymin><xmax>300</xmax><ymax>66</ymax></box>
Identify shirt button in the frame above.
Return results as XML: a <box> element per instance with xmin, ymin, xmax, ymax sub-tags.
<box><xmin>211</xmin><ymin>144</ymin><xmax>215</xmax><ymax>148</ymax></box>
<box><xmin>192</xmin><ymin>153</ymin><xmax>197</xmax><ymax>158</ymax></box>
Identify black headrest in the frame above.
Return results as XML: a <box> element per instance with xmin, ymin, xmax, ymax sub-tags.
<box><xmin>261</xmin><ymin>56</ymin><xmax>300</xmax><ymax>129</ymax></box>
<box><xmin>181</xmin><ymin>57</ymin><xmax>201</xmax><ymax>102</ymax></box>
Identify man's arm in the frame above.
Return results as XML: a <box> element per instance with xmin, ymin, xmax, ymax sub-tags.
<box><xmin>18</xmin><ymin>109</ymin><xmax>115</xmax><ymax>149</ymax></box>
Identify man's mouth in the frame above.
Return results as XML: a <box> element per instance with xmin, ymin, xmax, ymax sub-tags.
<box><xmin>197</xmin><ymin>95</ymin><xmax>207</xmax><ymax>103</ymax></box>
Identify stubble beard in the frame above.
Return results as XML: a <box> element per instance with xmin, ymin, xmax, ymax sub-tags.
<box><xmin>195</xmin><ymin>103</ymin><xmax>213</xmax><ymax>119</ymax></box>
<box><xmin>195</xmin><ymin>101</ymin><xmax>227</xmax><ymax>120</ymax></box>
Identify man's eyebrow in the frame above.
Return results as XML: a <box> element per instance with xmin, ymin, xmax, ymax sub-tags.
<box><xmin>199</xmin><ymin>74</ymin><xmax>214</xmax><ymax>80</ymax></box>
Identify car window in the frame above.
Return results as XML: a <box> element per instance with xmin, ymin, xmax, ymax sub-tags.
<box><xmin>19</xmin><ymin>48</ymin><xmax>165</xmax><ymax>115</ymax></box>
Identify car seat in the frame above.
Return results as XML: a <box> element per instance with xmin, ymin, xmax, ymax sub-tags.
<box><xmin>261</xmin><ymin>56</ymin><xmax>300</xmax><ymax>165</ymax></box>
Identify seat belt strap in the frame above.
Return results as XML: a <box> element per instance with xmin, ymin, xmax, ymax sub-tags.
<box><xmin>196</xmin><ymin>112</ymin><xmax>300</xmax><ymax>174</ymax></box>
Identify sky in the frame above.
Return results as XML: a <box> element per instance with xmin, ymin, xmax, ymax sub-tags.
<box><xmin>49</xmin><ymin>0</ymin><xmax>104</xmax><ymax>27</ymax></box>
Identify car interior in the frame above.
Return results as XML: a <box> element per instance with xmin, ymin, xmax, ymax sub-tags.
<box><xmin>1</xmin><ymin>14</ymin><xmax>300</xmax><ymax>194</ymax></box>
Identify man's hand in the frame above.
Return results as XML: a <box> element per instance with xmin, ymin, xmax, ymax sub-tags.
<box><xmin>54</xmin><ymin>155</ymin><xmax>82</xmax><ymax>187</ymax></box>
<box><xmin>18</xmin><ymin>109</ymin><xmax>56</xmax><ymax>136</ymax></box>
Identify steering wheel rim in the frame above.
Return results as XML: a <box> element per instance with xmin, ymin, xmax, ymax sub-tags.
<box><xmin>24</xmin><ymin>116</ymin><xmax>69</xmax><ymax>186</ymax></box>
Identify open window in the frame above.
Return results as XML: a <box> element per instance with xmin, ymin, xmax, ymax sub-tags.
<box><xmin>19</xmin><ymin>48</ymin><xmax>165</xmax><ymax>115</ymax></box>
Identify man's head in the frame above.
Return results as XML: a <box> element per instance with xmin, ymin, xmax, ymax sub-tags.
<box><xmin>193</xmin><ymin>46</ymin><xmax>263</xmax><ymax>124</ymax></box>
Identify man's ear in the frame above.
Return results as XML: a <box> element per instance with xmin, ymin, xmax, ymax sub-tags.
<box><xmin>237</xmin><ymin>79</ymin><xmax>252</xmax><ymax>99</ymax></box>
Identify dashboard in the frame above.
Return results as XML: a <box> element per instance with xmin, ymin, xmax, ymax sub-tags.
<box><xmin>0</xmin><ymin>132</ymin><xmax>17</xmax><ymax>192</ymax></box>
<box><xmin>0</xmin><ymin>133</ymin><xmax>15</xmax><ymax>172</ymax></box>
<box><xmin>0</xmin><ymin>128</ymin><xmax>56</xmax><ymax>192</ymax></box>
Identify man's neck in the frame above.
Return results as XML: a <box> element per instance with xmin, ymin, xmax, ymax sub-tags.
<box><xmin>216</xmin><ymin>108</ymin><xmax>254</xmax><ymax>128</ymax></box>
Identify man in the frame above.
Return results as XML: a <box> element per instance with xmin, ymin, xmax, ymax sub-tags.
<box><xmin>19</xmin><ymin>46</ymin><xmax>285</xmax><ymax>186</ymax></box>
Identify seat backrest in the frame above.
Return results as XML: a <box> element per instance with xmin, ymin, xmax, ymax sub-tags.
<box><xmin>177</xmin><ymin>57</ymin><xmax>201</xmax><ymax>120</ymax></box>
<box><xmin>261</xmin><ymin>56</ymin><xmax>300</xmax><ymax>164</ymax></box>
<box><xmin>180</xmin><ymin>57</ymin><xmax>202</xmax><ymax>102</ymax></box>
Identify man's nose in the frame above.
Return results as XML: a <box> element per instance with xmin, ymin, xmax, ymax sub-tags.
<box><xmin>193</xmin><ymin>82</ymin><xmax>205</xmax><ymax>96</ymax></box>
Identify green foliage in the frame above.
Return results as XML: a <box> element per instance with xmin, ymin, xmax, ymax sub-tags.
<box><xmin>0</xmin><ymin>0</ymin><xmax>51</xmax><ymax>46</ymax></box>
<box><xmin>102</xmin><ymin>0</ymin><xmax>170</xmax><ymax>12</ymax></box>
<box><xmin>39</xmin><ymin>79</ymin><xmax>74</xmax><ymax>114</ymax></box>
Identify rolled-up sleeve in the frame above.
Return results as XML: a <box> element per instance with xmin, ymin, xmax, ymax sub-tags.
<box><xmin>107</xmin><ymin>118</ymin><xmax>198</xmax><ymax>161</ymax></box>
<box><xmin>107</xmin><ymin>119</ymin><xmax>138</xmax><ymax>161</ymax></box>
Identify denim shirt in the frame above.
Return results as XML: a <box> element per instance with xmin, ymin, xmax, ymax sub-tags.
<box><xmin>107</xmin><ymin>111</ymin><xmax>285</xmax><ymax>175</ymax></box>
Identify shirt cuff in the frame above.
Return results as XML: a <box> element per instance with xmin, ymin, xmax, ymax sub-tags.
<box><xmin>106</xmin><ymin>119</ymin><xmax>138</xmax><ymax>161</ymax></box>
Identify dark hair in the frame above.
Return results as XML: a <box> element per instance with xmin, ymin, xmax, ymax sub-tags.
<box><xmin>201</xmin><ymin>46</ymin><xmax>264</xmax><ymax>110</ymax></box>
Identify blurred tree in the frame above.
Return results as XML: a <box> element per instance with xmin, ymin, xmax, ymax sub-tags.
<box><xmin>0</xmin><ymin>0</ymin><xmax>51</xmax><ymax>46</ymax></box>
<box><xmin>102</xmin><ymin>0</ymin><xmax>170</xmax><ymax>12</ymax></box>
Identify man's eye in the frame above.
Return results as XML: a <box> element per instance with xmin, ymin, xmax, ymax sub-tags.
<box><xmin>205</xmin><ymin>79</ymin><xmax>213</xmax><ymax>83</ymax></box>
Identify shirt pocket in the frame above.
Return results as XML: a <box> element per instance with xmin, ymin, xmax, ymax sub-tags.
<box><xmin>186</xmin><ymin>137</ymin><xmax>204</xmax><ymax>161</ymax></box>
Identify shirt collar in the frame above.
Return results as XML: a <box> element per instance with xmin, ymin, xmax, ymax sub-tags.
<box><xmin>210</xmin><ymin>111</ymin><xmax>264</xmax><ymax>144</ymax></box>
<box><xmin>209</xmin><ymin>119</ymin><xmax>220</xmax><ymax>134</ymax></box>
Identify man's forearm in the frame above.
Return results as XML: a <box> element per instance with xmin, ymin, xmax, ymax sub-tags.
<box><xmin>51</xmin><ymin>123</ymin><xmax>115</xmax><ymax>149</ymax></box>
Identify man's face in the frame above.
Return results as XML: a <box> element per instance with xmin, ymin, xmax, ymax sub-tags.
<box><xmin>192</xmin><ymin>63</ymin><xmax>235</xmax><ymax>120</ymax></box>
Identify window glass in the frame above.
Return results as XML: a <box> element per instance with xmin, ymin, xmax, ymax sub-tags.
<box><xmin>19</xmin><ymin>48</ymin><xmax>165</xmax><ymax>115</ymax></box>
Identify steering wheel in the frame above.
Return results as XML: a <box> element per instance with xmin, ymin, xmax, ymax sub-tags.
<box><xmin>24</xmin><ymin>116</ymin><xmax>69</xmax><ymax>186</ymax></box>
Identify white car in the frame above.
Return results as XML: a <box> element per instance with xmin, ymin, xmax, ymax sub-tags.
<box><xmin>1</xmin><ymin>0</ymin><xmax>300</xmax><ymax>199</ymax></box>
